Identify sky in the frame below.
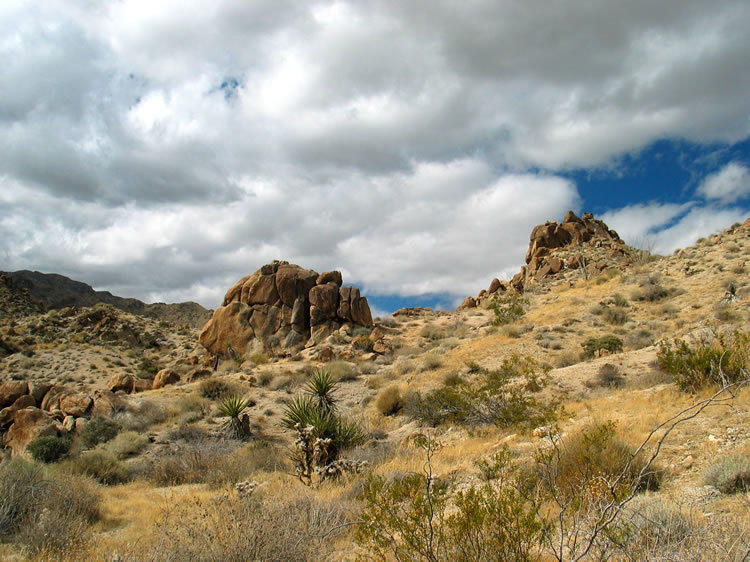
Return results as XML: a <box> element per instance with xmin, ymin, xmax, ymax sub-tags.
<box><xmin>1</xmin><ymin>1</ymin><xmax>750</xmax><ymax>315</ymax></box>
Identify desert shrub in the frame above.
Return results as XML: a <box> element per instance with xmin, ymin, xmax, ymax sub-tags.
<box><xmin>631</xmin><ymin>283</ymin><xmax>671</xmax><ymax>302</ymax></box>
<box><xmin>114</xmin><ymin>399</ymin><xmax>169</xmax><ymax>432</ymax></box>
<box><xmin>581</xmin><ymin>335</ymin><xmax>623</xmax><ymax>358</ymax></box>
<box><xmin>619</xmin><ymin>496</ymin><xmax>695</xmax><ymax>556</ymax></box>
<box><xmin>593</xmin><ymin>363</ymin><xmax>625</xmax><ymax>388</ymax></box>
<box><xmin>137</xmin><ymin>356</ymin><xmax>159</xmax><ymax>379</ymax></box>
<box><xmin>421</xmin><ymin>323</ymin><xmax>447</xmax><ymax>341</ymax></box>
<box><xmin>176</xmin><ymin>394</ymin><xmax>210</xmax><ymax>417</ymax></box>
<box><xmin>534</xmin><ymin>421</ymin><xmax>662</xmax><ymax>501</ymax></box>
<box><xmin>80</xmin><ymin>416</ymin><xmax>121</xmax><ymax>448</ymax></box>
<box><xmin>612</xmin><ymin>293</ymin><xmax>629</xmax><ymax>307</ymax></box>
<box><xmin>140</xmin><ymin>493</ymin><xmax>352</xmax><ymax>561</ymax></box>
<box><xmin>714</xmin><ymin>303</ymin><xmax>741</xmax><ymax>323</ymax></box>
<box><xmin>625</xmin><ymin>328</ymin><xmax>653</xmax><ymax>350</ymax></box>
<box><xmin>357</xmin><ymin>439</ymin><xmax>540</xmax><ymax>561</ymax></box>
<box><xmin>602</xmin><ymin>306</ymin><xmax>629</xmax><ymax>326</ymax></box>
<box><xmin>704</xmin><ymin>454</ymin><xmax>750</xmax><ymax>493</ymax></box>
<box><xmin>405</xmin><ymin>355</ymin><xmax>558</xmax><ymax>429</ymax></box>
<box><xmin>139</xmin><ymin>439</ymin><xmax>282</xmax><ymax>487</ymax></box>
<box><xmin>165</xmin><ymin>424</ymin><xmax>209</xmax><ymax>443</ymax></box>
<box><xmin>27</xmin><ymin>435</ymin><xmax>71</xmax><ymax>464</ymax></box>
<box><xmin>327</xmin><ymin>360</ymin><xmax>358</xmax><ymax>381</ymax></box>
<box><xmin>555</xmin><ymin>351</ymin><xmax>580</xmax><ymax>368</ymax></box>
<box><xmin>490</xmin><ymin>294</ymin><xmax>528</xmax><ymax>326</ymax></box>
<box><xmin>199</xmin><ymin>377</ymin><xmax>233</xmax><ymax>400</ymax></box>
<box><xmin>375</xmin><ymin>385</ymin><xmax>403</xmax><ymax>416</ymax></box>
<box><xmin>657</xmin><ymin>331</ymin><xmax>749</xmax><ymax>392</ymax></box>
<box><xmin>0</xmin><ymin>460</ymin><xmax>100</xmax><ymax>556</ymax></box>
<box><xmin>258</xmin><ymin>371</ymin><xmax>274</xmax><ymax>386</ymax></box>
<box><xmin>249</xmin><ymin>352</ymin><xmax>269</xmax><ymax>365</ymax></box>
<box><xmin>352</xmin><ymin>326</ymin><xmax>371</xmax><ymax>337</ymax></box>
<box><xmin>421</xmin><ymin>353</ymin><xmax>443</xmax><ymax>371</ymax></box>
<box><xmin>353</xmin><ymin>336</ymin><xmax>375</xmax><ymax>352</ymax></box>
<box><xmin>106</xmin><ymin>431</ymin><xmax>149</xmax><ymax>459</ymax></box>
<box><xmin>69</xmin><ymin>450</ymin><xmax>129</xmax><ymax>485</ymax></box>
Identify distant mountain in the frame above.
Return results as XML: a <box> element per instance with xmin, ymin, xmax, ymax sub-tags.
<box><xmin>1</xmin><ymin>270</ymin><xmax>211</xmax><ymax>329</ymax></box>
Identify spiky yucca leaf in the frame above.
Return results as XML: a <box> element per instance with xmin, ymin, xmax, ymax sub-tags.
<box><xmin>305</xmin><ymin>368</ymin><xmax>338</xmax><ymax>412</ymax></box>
<box><xmin>219</xmin><ymin>395</ymin><xmax>252</xmax><ymax>418</ymax></box>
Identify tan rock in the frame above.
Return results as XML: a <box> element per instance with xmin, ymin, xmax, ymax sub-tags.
<box><xmin>107</xmin><ymin>373</ymin><xmax>135</xmax><ymax>393</ymax></box>
<box><xmin>91</xmin><ymin>390</ymin><xmax>123</xmax><ymax>417</ymax></box>
<box><xmin>309</xmin><ymin>283</ymin><xmax>339</xmax><ymax>319</ymax></box>
<box><xmin>4</xmin><ymin>407</ymin><xmax>60</xmax><ymax>459</ymax></box>
<box><xmin>134</xmin><ymin>379</ymin><xmax>152</xmax><ymax>393</ymax></box>
<box><xmin>198</xmin><ymin>301</ymin><xmax>255</xmax><ymax>355</ymax></box>
<box><xmin>488</xmin><ymin>278</ymin><xmax>501</xmax><ymax>294</ymax></box>
<box><xmin>245</xmin><ymin>274</ymin><xmax>279</xmax><ymax>305</ymax></box>
<box><xmin>316</xmin><ymin>270</ymin><xmax>343</xmax><ymax>287</ymax></box>
<box><xmin>28</xmin><ymin>382</ymin><xmax>52</xmax><ymax>405</ymax></box>
<box><xmin>0</xmin><ymin>395</ymin><xmax>36</xmax><ymax>427</ymax></box>
<box><xmin>59</xmin><ymin>392</ymin><xmax>93</xmax><ymax>417</ymax></box>
<box><xmin>0</xmin><ymin>381</ymin><xmax>28</xmax><ymax>409</ymax></box>
<box><xmin>153</xmin><ymin>369</ymin><xmax>180</xmax><ymax>389</ymax></box>
<box><xmin>186</xmin><ymin>369</ymin><xmax>212</xmax><ymax>383</ymax></box>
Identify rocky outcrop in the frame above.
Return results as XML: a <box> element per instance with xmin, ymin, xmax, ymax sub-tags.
<box><xmin>516</xmin><ymin>211</ymin><xmax>625</xmax><ymax>288</ymax></box>
<box><xmin>199</xmin><ymin>261</ymin><xmax>373</xmax><ymax>355</ymax></box>
<box><xmin>153</xmin><ymin>369</ymin><xmax>180</xmax><ymax>389</ymax></box>
<box><xmin>460</xmin><ymin>211</ymin><xmax>633</xmax><ymax>309</ymax></box>
<box><xmin>4</xmin><ymin>407</ymin><xmax>62</xmax><ymax>459</ymax></box>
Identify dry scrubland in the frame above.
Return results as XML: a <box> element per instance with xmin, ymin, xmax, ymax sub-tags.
<box><xmin>1</xmin><ymin>220</ymin><xmax>750</xmax><ymax>560</ymax></box>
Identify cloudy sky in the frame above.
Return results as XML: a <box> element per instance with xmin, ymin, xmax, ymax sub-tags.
<box><xmin>2</xmin><ymin>1</ymin><xmax>750</xmax><ymax>313</ymax></box>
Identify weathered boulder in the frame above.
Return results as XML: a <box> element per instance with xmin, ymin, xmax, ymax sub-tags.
<box><xmin>200</xmin><ymin>261</ymin><xmax>372</xmax><ymax>354</ymax></box>
<box><xmin>91</xmin><ymin>390</ymin><xmax>123</xmax><ymax>417</ymax></box>
<box><xmin>186</xmin><ymin>369</ymin><xmax>211</xmax><ymax>383</ymax></box>
<box><xmin>0</xmin><ymin>395</ymin><xmax>36</xmax><ymax>427</ymax></box>
<box><xmin>153</xmin><ymin>369</ymin><xmax>180</xmax><ymax>389</ymax></box>
<box><xmin>4</xmin><ymin>407</ymin><xmax>61</xmax><ymax>459</ymax></box>
<box><xmin>0</xmin><ymin>381</ymin><xmax>28</xmax><ymax>409</ymax></box>
<box><xmin>40</xmin><ymin>385</ymin><xmax>72</xmax><ymax>412</ymax></box>
<box><xmin>59</xmin><ymin>392</ymin><xmax>93</xmax><ymax>417</ymax></box>
<box><xmin>107</xmin><ymin>373</ymin><xmax>135</xmax><ymax>394</ymax></box>
<box><xmin>28</xmin><ymin>382</ymin><xmax>52</xmax><ymax>405</ymax></box>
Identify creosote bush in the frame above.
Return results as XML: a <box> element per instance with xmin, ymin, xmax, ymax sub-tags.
<box><xmin>199</xmin><ymin>377</ymin><xmax>233</xmax><ymax>400</ymax></box>
<box><xmin>405</xmin><ymin>354</ymin><xmax>558</xmax><ymax>429</ymax></box>
<box><xmin>581</xmin><ymin>335</ymin><xmax>623</xmax><ymax>359</ymax></box>
<box><xmin>68</xmin><ymin>450</ymin><xmax>130</xmax><ymax>485</ymax></box>
<box><xmin>80</xmin><ymin>416</ymin><xmax>121</xmax><ymax>448</ymax></box>
<box><xmin>657</xmin><ymin>330</ymin><xmax>749</xmax><ymax>392</ymax></box>
<box><xmin>490</xmin><ymin>294</ymin><xmax>528</xmax><ymax>326</ymax></box>
<box><xmin>357</xmin><ymin>438</ymin><xmax>540</xmax><ymax>561</ymax></box>
<box><xmin>27</xmin><ymin>435</ymin><xmax>71</xmax><ymax>463</ymax></box>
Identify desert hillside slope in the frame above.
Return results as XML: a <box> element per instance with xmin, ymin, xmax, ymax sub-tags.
<box><xmin>0</xmin><ymin>214</ymin><xmax>749</xmax><ymax>561</ymax></box>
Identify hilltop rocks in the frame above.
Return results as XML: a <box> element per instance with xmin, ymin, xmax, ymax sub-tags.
<box><xmin>507</xmin><ymin>211</ymin><xmax>629</xmax><ymax>292</ymax></box>
<box><xmin>199</xmin><ymin>261</ymin><xmax>373</xmax><ymax>355</ymax></box>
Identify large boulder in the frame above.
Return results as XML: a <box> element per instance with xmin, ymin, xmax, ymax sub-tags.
<box><xmin>4</xmin><ymin>407</ymin><xmax>61</xmax><ymax>459</ymax></box>
<box><xmin>0</xmin><ymin>381</ymin><xmax>29</xmax><ymax>409</ymax></box>
<box><xmin>199</xmin><ymin>261</ymin><xmax>373</xmax><ymax>355</ymax></box>
<box><xmin>153</xmin><ymin>369</ymin><xmax>180</xmax><ymax>389</ymax></box>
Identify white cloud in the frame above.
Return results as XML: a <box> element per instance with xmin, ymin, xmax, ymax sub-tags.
<box><xmin>697</xmin><ymin>162</ymin><xmax>750</xmax><ymax>203</ymax></box>
<box><xmin>601</xmin><ymin>202</ymin><xmax>694</xmax><ymax>248</ymax></box>
<box><xmin>1</xmin><ymin>1</ymin><xmax>750</xmax><ymax>308</ymax></box>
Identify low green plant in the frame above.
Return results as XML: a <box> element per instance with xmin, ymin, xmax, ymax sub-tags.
<box><xmin>27</xmin><ymin>435</ymin><xmax>71</xmax><ymax>464</ymax></box>
<box><xmin>106</xmin><ymin>431</ymin><xmax>149</xmax><ymax>459</ymax></box>
<box><xmin>489</xmin><ymin>294</ymin><xmax>528</xmax><ymax>326</ymax></box>
<box><xmin>704</xmin><ymin>454</ymin><xmax>750</xmax><ymax>493</ymax></box>
<box><xmin>80</xmin><ymin>416</ymin><xmax>121</xmax><ymax>448</ymax></box>
<box><xmin>657</xmin><ymin>331</ymin><xmax>749</xmax><ymax>392</ymax></box>
<box><xmin>581</xmin><ymin>335</ymin><xmax>623</xmax><ymax>359</ymax></box>
<box><xmin>68</xmin><ymin>450</ymin><xmax>129</xmax><ymax>485</ymax></box>
<box><xmin>602</xmin><ymin>307</ymin><xmax>629</xmax><ymax>326</ymax></box>
<box><xmin>405</xmin><ymin>355</ymin><xmax>558</xmax><ymax>429</ymax></box>
<box><xmin>357</xmin><ymin>437</ymin><xmax>541</xmax><ymax>561</ymax></box>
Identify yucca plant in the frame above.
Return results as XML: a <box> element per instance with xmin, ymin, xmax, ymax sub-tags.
<box><xmin>305</xmin><ymin>368</ymin><xmax>338</xmax><ymax>412</ymax></box>
<box><xmin>282</xmin><ymin>378</ymin><xmax>366</xmax><ymax>473</ymax></box>
<box><xmin>219</xmin><ymin>394</ymin><xmax>252</xmax><ymax>440</ymax></box>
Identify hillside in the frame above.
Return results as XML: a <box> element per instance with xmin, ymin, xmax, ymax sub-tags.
<box><xmin>1</xmin><ymin>270</ymin><xmax>211</xmax><ymax>329</ymax></box>
<box><xmin>0</xmin><ymin>215</ymin><xmax>749</xmax><ymax>560</ymax></box>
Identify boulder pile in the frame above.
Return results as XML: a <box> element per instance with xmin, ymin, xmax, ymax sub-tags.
<box><xmin>199</xmin><ymin>261</ymin><xmax>373</xmax><ymax>355</ymax></box>
<box><xmin>460</xmin><ymin>211</ymin><xmax>632</xmax><ymax>309</ymax></box>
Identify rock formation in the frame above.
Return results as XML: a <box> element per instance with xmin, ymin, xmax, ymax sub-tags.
<box><xmin>460</xmin><ymin>211</ymin><xmax>632</xmax><ymax>309</ymax></box>
<box><xmin>199</xmin><ymin>261</ymin><xmax>373</xmax><ymax>355</ymax></box>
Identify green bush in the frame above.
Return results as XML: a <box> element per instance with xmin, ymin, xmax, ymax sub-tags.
<box><xmin>405</xmin><ymin>355</ymin><xmax>558</xmax><ymax>429</ymax></box>
<box><xmin>27</xmin><ymin>435</ymin><xmax>71</xmax><ymax>464</ymax></box>
<box><xmin>534</xmin><ymin>421</ymin><xmax>662</xmax><ymax>502</ymax></box>
<box><xmin>200</xmin><ymin>377</ymin><xmax>233</xmax><ymax>400</ymax></box>
<box><xmin>657</xmin><ymin>331</ymin><xmax>749</xmax><ymax>392</ymax></box>
<box><xmin>704</xmin><ymin>454</ymin><xmax>750</xmax><ymax>493</ymax></box>
<box><xmin>69</xmin><ymin>450</ymin><xmax>129</xmax><ymax>485</ymax></box>
<box><xmin>489</xmin><ymin>294</ymin><xmax>528</xmax><ymax>326</ymax></box>
<box><xmin>106</xmin><ymin>431</ymin><xmax>149</xmax><ymax>459</ymax></box>
<box><xmin>602</xmin><ymin>307</ymin><xmax>629</xmax><ymax>326</ymax></box>
<box><xmin>581</xmin><ymin>335</ymin><xmax>623</xmax><ymax>359</ymax></box>
<box><xmin>80</xmin><ymin>416</ymin><xmax>121</xmax><ymax>448</ymax></box>
<box><xmin>357</xmin><ymin>439</ymin><xmax>540</xmax><ymax>561</ymax></box>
